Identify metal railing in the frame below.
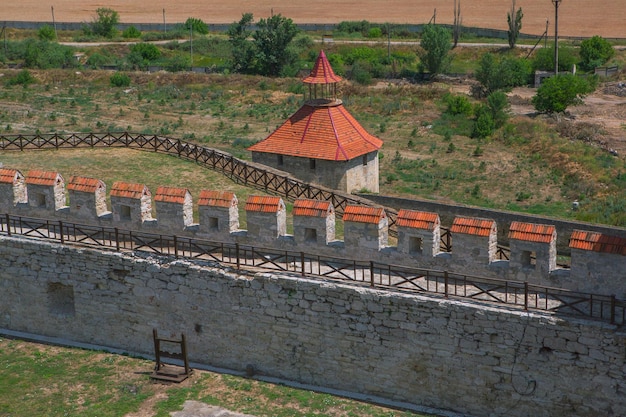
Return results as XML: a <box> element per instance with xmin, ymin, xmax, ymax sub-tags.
<box><xmin>1</xmin><ymin>213</ymin><xmax>622</xmax><ymax>326</ymax></box>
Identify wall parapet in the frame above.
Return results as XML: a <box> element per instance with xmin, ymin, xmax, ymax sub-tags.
<box><xmin>0</xmin><ymin>167</ymin><xmax>625</xmax><ymax>297</ymax></box>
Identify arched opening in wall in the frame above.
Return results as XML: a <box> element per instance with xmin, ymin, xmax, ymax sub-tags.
<box><xmin>521</xmin><ymin>250</ymin><xmax>537</xmax><ymax>269</ymax></box>
<box><xmin>47</xmin><ymin>282</ymin><xmax>75</xmax><ymax>317</ymax></box>
<box><xmin>33</xmin><ymin>192</ymin><xmax>46</xmax><ymax>207</ymax></box>
<box><xmin>304</xmin><ymin>227</ymin><xmax>317</xmax><ymax>243</ymax></box>
<box><xmin>120</xmin><ymin>205</ymin><xmax>131</xmax><ymax>220</ymax></box>
<box><xmin>409</xmin><ymin>237</ymin><xmax>423</xmax><ymax>255</ymax></box>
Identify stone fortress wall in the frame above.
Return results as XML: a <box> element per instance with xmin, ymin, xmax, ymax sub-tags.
<box><xmin>0</xmin><ymin>235</ymin><xmax>624</xmax><ymax>417</ymax></box>
<box><xmin>1</xmin><ymin>167</ymin><xmax>625</xmax><ymax>298</ymax></box>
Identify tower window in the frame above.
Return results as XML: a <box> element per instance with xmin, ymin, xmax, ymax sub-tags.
<box><xmin>309</xmin><ymin>159</ymin><xmax>316</xmax><ymax>170</ymax></box>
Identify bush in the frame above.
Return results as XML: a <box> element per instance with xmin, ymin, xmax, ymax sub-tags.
<box><xmin>418</xmin><ymin>24</ymin><xmax>452</xmax><ymax>78</ymax></box>
<box><xmin>85</xmin><ymin>52</ymin><xmax>110</xmax><ymax>69</ymax></box>
<box><xmin>335</xmin><ymin>20</ymin><xmax>371</xmax><ymax>36</ymax></box>
<box><xmin>444</xmin><ymin>94</ymin><xmax>472</xmax><ymax>116</ymax></box>
<box><xmin>532</xmin><ymin>45</ymin><xmax>577</xmax><ymax>72</ymax></box>
<box><xmin>184</xmin><ymin>17</ymin><xmax>209</xmax><ymax>35</ymax></box>
<box><xmin>486</xmin><ymin>91</ymin><xmax>510</xmax><ymax>128</ymax></box>
<box><xmin>131</xmin><ymin>43</ymin><xmax>161</xmax><ymax>61</ymax></box>
<box><xmin>5</xmin><ymin>70</ymin><xmax>36</xmax><ymax>87</ymax></box>
<box><xmin>368</xmin><ymin>27</ymin><xmax>383</xmax><ymax>38</ymax></box>
<box><xmin>122</xmin><ymin>26</ymin><xmax>141</xmax><ymax>39</ymax></box>
<box><xmin>472</xmin><ymin>104</ymin><xmax>495</xmax><ymax>138</ymax></box>
<box><xmin>350</xmin><ymin>60</ymin><xmax>372</xmax><ymax>85</ymax></box>
<box><xmin>580</xmin><ymin>35</ymin><xmax>614</xmax><ymax>71</ymax></box>
<box><xmin>90</xmin><ymin>8</ymin><xmax>119</xmax><ymax>38</ymax></box>
<box><xmin>532</xmin><ymin>74</ymin><xmax>595</xmax><ymax>113</ymax></box>
<box><xmin>474</xmin><ymin>53</ymin><xmax>530</xmax><ymax>96</ymax></box>
<box><xmin>110</xmin><ymin>72</ymin><xmax>131</xmax><ymax>87</ymax></box>
<box><xmin>37</xmin><ymin>25</ymin><xmax>56</xmax><ymax>41</ymax></box>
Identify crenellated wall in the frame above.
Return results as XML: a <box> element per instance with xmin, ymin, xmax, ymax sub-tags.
<box><xmin>0</xmin><ymin>236</ymin><xmax>624</xmax><ymax>417</ymax></box>
<box><xmin>1</xmin><ymin>169</ymin><xmax>625</xmax><ymax>297</ymax></box>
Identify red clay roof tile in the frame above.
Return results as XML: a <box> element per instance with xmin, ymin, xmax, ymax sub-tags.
<box><xmin>569</xmin><ymin>230</ymin><xmax>626</xmax><ymax>255</ymax></box>
<box><xmin>198</xmin><ymin>190</ymin><xmax>237</xmax><ymax>208</ymax></box>
<box><xmin>110</xmin><ymin>181</ymin><xmax>149</xmax><ymax>199</ymax></box>
<box><xmin>155</xmin><ymin>186</ymin><xmax>190</xmax><ymax>204</ymax></box>
<box><xmin>247</xmin><ymin>101</ymin><xmax>382</xmax><ymax>161</ymax></box>
<box><xmin>450</xmin><ymin>216</ymin><xmax>496</xmax><ymax>237</ymax></box>
<box><xmin>245</xmin><ymin>195</ymin><xmax>284</xmax><ymax>213</ymax></box>
<box><xmin>343</xmin><ymin>205</ymin><xmax>386</xmax><ymax>224</ymax></box>
<box><xmin>396</xmin><ymin>209</ymin><xmax>440</xmax><ymax>230</ymax></box>
<box><xmin>25</xmin><ymin>170</ymin><xmax>63</xmax><ymax>186</ymax></box>
<box><xmin>67</xmin><ymin>176</ymin><xmax>104</xmax><ymax>193</ymax></box>
<box><xmin>293</xmin><ymin>199</ymin><xmax>333</xmax><ymax>217</ymax></box>
<box><xmin>508</xmin><ymin>221</ymin><xmax>556</xmax><ymax>243</ymax></box>
<box><xmin>302</xmin><ymin>50</ymin><xmax>343</xmax><ymax>84</ymax></box>
<box><xmin>0</xmin><ymin>168</ymin><xmax>23</xmax><ymax>184</ymax></box>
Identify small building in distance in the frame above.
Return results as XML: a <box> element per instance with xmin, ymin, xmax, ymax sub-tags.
<box><xmin>248</xmin><ymin>50</ymin><xmax>383</xmax><ymax>193</ymax></box>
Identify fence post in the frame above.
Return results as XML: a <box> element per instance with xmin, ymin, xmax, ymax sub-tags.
<box><xmin>173</xmin><ymin>235</ymin><xmax>178</xmax><ymax>258</ymax></box>
<box><xmin>444</xmin><ymin>271</ymin><xmax>449</xmax><ymax>298</ymax></box>
<box><xmin>524</xmin><ymin>282</ymin><xmax>529</xmax><ymax>311</ymax></box>
<box><xmin>236</xmin><ymin>243</ymin><xmax>240</xmax><ymax>271</ymax></box>
<box><xmin>611</xmin><ymin>295</ymin><xmax>616</xmax><ymax>325</ymax></box>
<box><xmin>301</xmin><ymin>252</ymin><xmax>305</xmax><ymax>276</ymax></box>
<box><xmin>370</xmin><ymin>261</ymin><xmax>375</xmax><ymax>287</ymax></box>
<box><xmin>5</xmin><ymin>214</ymin><xmax>11</xmax><ymax>236</ymax></box>
<box><xmin>115</xmin><ymin>227</ymin><xmax>120</xmax><ymax>252</ymax></box>
<box><xmin>59</xmin><ymin>221</ymin><xmax>64</xmax><ymax>244</ymax></box>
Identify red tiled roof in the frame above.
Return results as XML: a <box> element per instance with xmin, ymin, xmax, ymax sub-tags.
<box><xmin>302</xmin><ymin>50</ymin><xmax>342</xmax><ymax>84</ymax></box>
<box><xmin>343</xmin><ymin>205</ymin><xmax>386</xmax><ymax>224</ymax></box>
<box><xmin>155</xmin><ymin>186</ymin><xmax>190</xmax><ymax>204</ymax></box>
<box><xmin>396</xmin><ymin>209</ymin><xmax>440</xmax><ymax>230</ymax></box>
<box><xmin>67</xmin><ymin>176</ymin><xmax>104</xmax><ymax>193</ymax></box>
<box><xmin>293</xmin><ymin>199</ymin><xmax>333</xmax><ymax>217</ymax></box>
<box><xmin>198</xmin><ymin>190</ymin><xmax>237</xmax><ymax>208</ymax></box>
<box><xmin>450</xmin><ymin>216</ymin><xmax>496</xmax><ymax>237</ymax></box>
<box><xmin>508</xmin><ymin>221</ymin><xmax>556</xmax><ymax>243</ymax></box>
<box><xmin>569</xmin><ymin>230</ymin><xmax>626</xmax><ymax>256</ymax></box>
<box><xmin>245</xmin><ymin>195</ymin><xmax>284</xmax><ymax>213</ymax></box>
<box><xmin>110</xmin><ymin>181</ymin><xmax>149</xmax><ymax>199</ymax></box>
<box><xmin>25</xmin><ymin>170</ymin><xmax>63</xmax><ymax>186</ymax></box>
<box><xmin>0</xmin><ymin>168</ymin><xmax>23</xmax><ymax>184</ymax></box>
<box><xmin>247</xmin><ymin>101</ymin><xmax>382</xmax><ymax>161</ymax></box>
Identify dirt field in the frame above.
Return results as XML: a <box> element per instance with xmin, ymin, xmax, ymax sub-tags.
<box><xmin>2</xmin><ymin>0</ymin><xmax>624</xmax><ymax>38</ymax></box>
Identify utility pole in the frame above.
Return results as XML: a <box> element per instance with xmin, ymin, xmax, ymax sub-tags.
<box><xmin>51</xmin><ymin>6</ymin><xmax>58</xmax><ymax>39</ymax></box>
<box><xmin>163</xmin><ymin>9</ymin><xmax>166</xmax><ymax>33</ymax></box>
<box><xmin>190</xmin><ymin>25</ymin><xmax>193</xmax><ymax>69</ymax></box>
<box><xmin>552</xmin><ymin>0</ymin><xmax>562</xmax><ymax>75</ymax></box>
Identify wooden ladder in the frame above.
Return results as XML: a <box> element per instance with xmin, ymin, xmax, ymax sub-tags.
<box><xmin>150</xmin><ymin>328</ymin><xmax>193</xmax><ymax>382</ymax></box>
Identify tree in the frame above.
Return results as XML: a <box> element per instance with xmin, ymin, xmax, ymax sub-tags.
<box><xmin>532</xmin><ymin>45</ymin><xmax>577</xmax><ymax>72</ymax></box>
<box><xmin>474</xmin><ymin>53</ymin><xmax>530</xmax><ymax>96</ymax></box>
<box><xmin>227</xmin><ymin>13</ymin><xmax>257</xmax><ymax>74</ymax></box>
<box><xmin>507</xmin><ymin>0</ymin><xmax>523</xmax><ymax>49</ymax></box>
<box><xmin>418</xmin><ymin>24</ymin><xmax>452</xmax><ymax>78</ymax></box>
<box><xmin>532</xmin><ymin>74</ymin><xmax>594</xmax><ymax>113</ymax></box>
<box><xmin>184</xmin><ymin>17</ymin><xmax>209</xmax><ymax>35</ymax></box>
<box><xmin>472</xmin><ymin>104</ymin><xmax>495</xmax><ymax>138</ymax></box>
<box><xmin>580</xmin><ymin>35</ymin><xmax>614</xmax><ymax>71</ymax></box>
<box><xmin>91</xmin><ymin>8</ymin><xmax>119</xmax><ymax>38</ymax></box>
<box><xmin>37</xmin><ymin>25</ymin><xmax>56</xmax><ymax>41</ymax></box>
<box><xmin>252</xmin><ymin>14</ymin><xmax>299</xmax><ymax>76</ymax></box>
<box><xmin>486</xmin><ymin>91</ymin><xmax>510</xmax><ymax>128</ymax></box>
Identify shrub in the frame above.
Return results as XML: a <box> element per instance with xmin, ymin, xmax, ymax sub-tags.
<box><xmin>6</xmin><ymin>70</ymin><xmax>36</xmax><ymax>87</ymax></box>
<box><xmin>474</xmin><ymin>53</ymin><xmax>530</xmax><ymax>96</ymax></box>
<box><xmin>579</xmin><ymin>35</ymin><xmax>614</xmax><ymax>71</ymax></box>
<box><xmin>37</xmin><ymin>25</ymin><xmax>56</xmax><ymax>41</ymax></box>
<box><xmin>90</xmin><ymin>8</ymin><xmax>119</xmax><ymax>38</ymax></box>
<box><xmin>444</xmin><ymin>93</ymin><xmax>473</xmax><ymax>116</ymax></box>
<box><xmin>472</xmin><ymin>104</ymin><xmax>495</xmax><ymax>138</ymax></box>
<box><xmin>335</xmin><ymin>20</ymin><xmax>371</xmax><ymax>36</ymax></box>
<box><xmin>532</xmin><ymin>45</ymin><xmax>577</xmax><ymax>72</ymax></box>
<box><xmin>368</xmin><ymin>27</ymin><xmax>383</xmax><ymax>38</ymax></box>
<box><xmin>417</xmin><ymin>24</ymin><xmax>452</xmax><ymax>78</ymax></box>
<box><xmin>486</xmin><ymin>91</ymin><xmax>510</xmax><ymax>128</ymax></box>
<box><xmin>122</xmin><ymin>26</ymin><xmax>141</xmax><ymax>39</ymax></box>
<box><xmin>184</xmin><ymin>17</ymin><xmax>209</xmax><ymax>35</ymax></box>
<box><xmin>110</xmin><ymin>72</ymin><xmax>131</xmax><ymax>87</ymax></box>
<box><xmin>85</xmin><ymin>52</ymin><xmax>110</xmax><ymax>69</ymax></box>
<box><xmin>131</xmin><ymin>43</ymin><xmax>161</xmax><ymax>61</ymax></box>
<box><xmin>350</xmin><ymin>60</ymin><xmax>372</xmax><ymax>85</ymax></box>
<box><xmin>532</xmin><ymin>74</ymin><xmax>594</xmax><ymax>113</ymax></box>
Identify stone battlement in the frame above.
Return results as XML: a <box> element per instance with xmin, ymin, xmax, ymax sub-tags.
<box><xmin>1</xmin><ymin>168</ymin><xmax>625</xmax><ymax>297</ymax></box>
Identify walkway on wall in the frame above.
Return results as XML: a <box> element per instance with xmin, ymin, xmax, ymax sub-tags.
<box><xmin>1</xmin><ymin>213</ymin><xmax>623</xmax><ymax>326</ymax></box>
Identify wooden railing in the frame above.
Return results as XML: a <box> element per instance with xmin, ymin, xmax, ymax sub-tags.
<box><xmin>1</xmin><ymin>213</ymin><xmax>623</xmax><ymax>326</ymax></box>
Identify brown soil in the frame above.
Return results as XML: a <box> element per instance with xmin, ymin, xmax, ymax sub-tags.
<box><xmin>3</xmin><ymin>0</ymin><xmax>625</xmax><ymax>38</ymax></box>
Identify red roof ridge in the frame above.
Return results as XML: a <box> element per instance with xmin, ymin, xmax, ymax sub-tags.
<box><xmin>343</xmin><ymin>205</ymin><xmax>386</xmax><ymax>224</ymax></box>
<box><xmin>302</xmin><ymin>50</ymin><xmax>342</xmax><ymax>84</ymax></box>
<box><xmin>293</xmin><ymin>199</ymin><xmax>333</xmax><ymax>217</ymax></box>
<box><xmin>0</xmin><ymin>168</ymin><xmax>23</xmax><ymax>184</ymax></box>
<box><xmin>25</xmin><ymin>170</ymin><xmax>63</xmax><ymax>186</ymax></box>
<box><xmin>396</xmin><ymin>209</ymin><xmax>440</xmax><ymax>230</ymax></box>
<box><xmin>245</xmin><ymin>195</ymin><xmax>285</xmax><ymax>213</ymax></box>
<box><xmin>198</xmin><ymin>190</ymin><xmax>237</xmax><ymax>208</ymax></box>
<box><xmin>508</xmin><ymin>221</ymin><xmax>556</xmax><ymax>244</ymax></box>
<box><xmin>328</xmin><ymin>106</ymin><xmax>348</xmax><ymax>160</ymax></box>
<box><xmin>67</xmin><ymin>176</ymin><xmax>105</xmax><ymax>193</ymax></box>
<box><xmin>569</xmin><ymin>230</ymin><xmax>626</xmax><ymax>256</ymax></box>
<box><xmin>450</xmin><ymin>216</ymin><xmax>496</xmax><ymax>237</ymax></box>
<box><xmin>155</xmin><ymin>186</ymin><xmax>190</xmax><ymax>204</ymax></box>
<box><xmin>111</xmin><ymin>181</ymin><xmax>150</xmax><ymax>199</ymax></box>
